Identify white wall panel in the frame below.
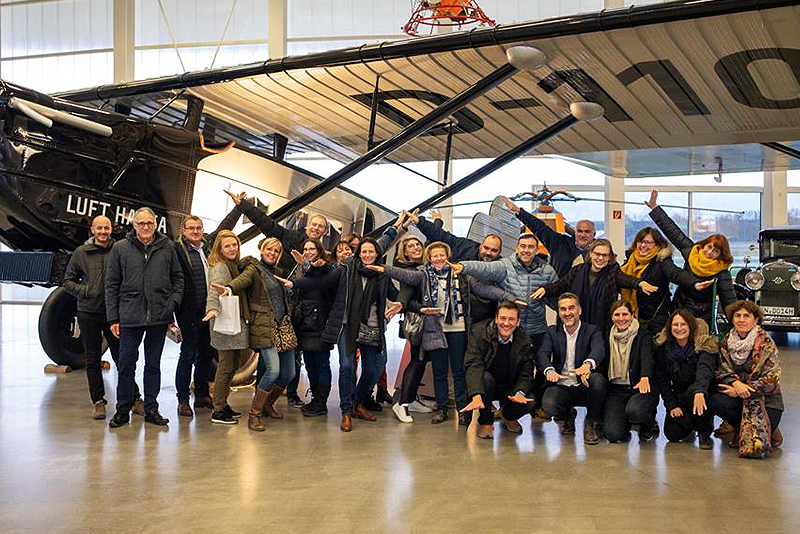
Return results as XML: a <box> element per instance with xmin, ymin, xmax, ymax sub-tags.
<box><xmin>135</xmin><ymin>43</ymin><xmax>267</xmax><ymax>79</ymax></box>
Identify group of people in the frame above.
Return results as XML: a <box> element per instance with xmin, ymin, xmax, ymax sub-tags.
<box><xmin>62</xmin><ymin>188</ymin><xmax>783</xmax><ymax>457</ymax></box>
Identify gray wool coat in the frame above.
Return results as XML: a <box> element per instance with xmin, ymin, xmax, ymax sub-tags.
<box><xmin>206</xmin><ymin>262</ymin><xmax>250</xmax><ymax>351</ymax></box>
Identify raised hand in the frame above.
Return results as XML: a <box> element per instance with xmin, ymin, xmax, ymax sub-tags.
<box><xmin>430</xmin><ymin>209</ymin><xmax>442</xmax><ymax>221</ymax></box>
<box><xmin>385</xmin><ymin>301</ymin><xmax>402</xmax><ymax>321</ymax></box>
<box><xmin>530</xmin><ymin>287</ymin><xmax>546</xmax><ymax>300</ymax></box>
<box><xmin>645</xmin><ymin>189</ymin><xmax>658</xmax><ymax>209</ymax></box>
<box><xmin>459</xmin><ymin>394</ymin><xmax>484</xmax><ymax>412</ymax></box>
<box><xmin>210</xmin><ymin>283</ymin><xmax>231</xmax><ymax>296</ymax></box>
<box><xmin>273</xmin><ymin>275</ymin><xmax>293</xmax><ymax>288</ymax></box>
<box><xmin>693</xmin><ymin>392</ymin><xmax>707</xmax><ymax>416</ymax></box>
<box><xmin>633</xmin><ymin>377</ymin><xmax>650</xmax><ymax>394</ymax></box>
<box><xmin>420</xmin><ymin>307</ymin><xmax>442</xmax><ymax>315</ymax></box>
<box><xmin>449</xmin><ymin>262</ymin><xmax>463</xmax><ymax>275</ymax></box>
<box><xmin>514</xmin><ymin>299</ymin><xmax>529</xmax><ymax>308</ymax></box>
<box><xmin>290</xmin><ymin>250</ymin><xmax>304</xmax><ymax>264</ymax></box>
<box><xmin>499</xmin><ymin>195</ymin><xmax>520</xmax><ymax>214</ymax></box>
<box><xmin>365</xmin><ymin>264</ymin><xmax>385</xmax><ymax>273</ymax></box>
<box><xmin>639</xmin><ymin>281</ymin><xmax>658</xmax><ymax>295</ymax></box>
<box><xmin>224</xmin><ymin>190</ymin><xmax>247</xmax><ymax>205</ymax></box>
<box><xmin>393</xmin><ymin>211</ymin><xmax>408</xmax><ymax>229</ymax></box>
<box><xmin>695</xmin><ymin>279</ymin><xmax>714</xmax><ymax>291</ymax></box>
<box><xmin>507</xmin><ymin>393</ymin><xmax>535</xmax><ymax>404</ymax></box>
<box><xmin>311</xmin><ymin>258</ymin><xmax>326</xmax><ymax>267</ymax></box>
<box><xmin>404</xmin><ymin>208</ymin><xmax>420</xmax><ymax>229</ymax></box>
<box><xmin>202</xmin><ymin>310</ymin><xmax>219</xmax><ymax>322</ymax></box>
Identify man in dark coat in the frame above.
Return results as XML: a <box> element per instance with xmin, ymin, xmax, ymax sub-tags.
<box><xmin>174</xmin><ymin>201</ymin><xmax>242</xmax><ymax>418</ymax></box>
<box><xmin>500</xmin><ymin>196</ymin><xmax>595</xmax><ymax>278</ymax></box>
<box><xmin>537</xmin><ymin>292</ymin><xmax>607</xmax><ymax>445</ymax></box>
<box><xmin>461</xmin><ymin>302</ymin><xmax>537</xmax><ymax>439</ymax></box>
<box><xmin>63</xmin><ymin>215</ymin><xmax>142</xmax><ymax>420</ymax></box>
<box><xmin>106</xmin><ymin>207</ymin><xmax>184</xmax><ymax>428</ymax></box>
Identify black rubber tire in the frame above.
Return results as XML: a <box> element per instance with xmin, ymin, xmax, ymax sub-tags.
<box><xmin>38</xmin><ymin>287</ymin><xmax>85</xmax><ymax>369</ymax></box>
<box><xmin>735</xmin><ymin>268</ymin><xmax>751</xmax><ymax>286</ymax></box>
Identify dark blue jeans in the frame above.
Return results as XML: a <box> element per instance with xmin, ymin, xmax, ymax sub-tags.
<box><xmin>257</xmin><ymin>347</ymin><xmax>296</xmax><ymax>392</ymax></box>
<box><xmin>175</xmin><ymin>317</ymin><xmax>214</xmax><ymax>402</ymax></box>
<box><xmin>603</xmin><ymin>384</ymin><xmax>658</xmax><ymax>442</ymax></box>
<box><xmin>428</xmin><ymin>330</ymin><xmax>467</xmax><ymax>411</ymax></box>
<box><xmin>337</xmin><ymin>330</ymin><xmax>386</xmax><ymax>415</ymax></box>
<box><xmin>116</xmin><ymin>324</ymin><xmax>168</xmax><ymax>414</ymax></box>
<box><xmin>304</xmin><ymin>350</ymin><xmax>332</xmax><ymax>390</ymax></box>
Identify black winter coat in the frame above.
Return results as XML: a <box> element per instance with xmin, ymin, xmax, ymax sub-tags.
<box><xmin>105</xmin><ymin>231</ymin><xmax>184</xmax><ymax>327</ymax></box>
<box><xmin>621</xmin><ymin>246</ymin><xmax>698</xmax><ymax>335</ymax></box>
<box><xmin>291</xmin><ymin>262</ymin><xmax>335</xmax><ymax>352</ymax></box>
<box><xmin>175</xmin><ymin>205</ymin><xmax>241</xmax><ymax>337</ymax></box>
<box><xmin>517</xmin><ymin>208</ymin><xmax>586</xmax><ymax>278</ymax></box>
<box><xmin>238</xmin><ymin>198</ymin><xmax>309</xmax><ymax>272</ymax></box>
<box><xmin>542</xmin><ymin>263</ymin><xmax>641</xmax><ymax>333</ymax></box>
<box><xmin>63</xmin><ymin>237</ymin><xmax>115</xmax><ymax>314</ymax></box>
<box><xmin>653</xmin><ymin>318</ymin><xmax>719</xmax><ymax>411</ymax></box>
<box><xmin>394</xmin><ymin>259</ymin><xmax>423</xmax><ymax>340</ymax></box>
<box><xmin>465</xmin><ymin>320</ymin><xmax>535</xmax><ymax>397</ymax></box>
<box><xmin>649</xmin><ymin>206</ymin><xmax>736</xmax><ymax>325</ymax></box>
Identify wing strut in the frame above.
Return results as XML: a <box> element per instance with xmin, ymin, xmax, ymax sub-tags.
<box><xmin>369</xmin><ymin>102</ymin><xmax>604</xmax><ymax>237</ymax></box>
<box><xmin>237</xmin><ymin>46</ymin><xmax>545</xmax><ymax>245</ymax></box>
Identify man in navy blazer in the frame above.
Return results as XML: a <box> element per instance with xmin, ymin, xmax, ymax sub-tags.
<box><xmin>537</xmin><ymin>292</ymin><xmax>608</xmax><ymax>445</ymax></box>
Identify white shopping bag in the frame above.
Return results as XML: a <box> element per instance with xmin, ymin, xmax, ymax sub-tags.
<box><xmin>213</xmin><ymin>295</ymin><xmax>241</xmax><ymax>336</ymax></box>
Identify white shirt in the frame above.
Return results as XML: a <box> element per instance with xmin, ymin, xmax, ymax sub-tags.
<box><xmin>558</xmin><ymin>322</ymin><xmax>582</xmax><ymax>387</ymax></box>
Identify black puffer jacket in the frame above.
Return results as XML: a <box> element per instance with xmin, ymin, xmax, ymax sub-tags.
<box><xmin>517</xmin><ymin>207</ymin><xmax>586</xmax><ymax>278</ymax></box>
<box><xmin>465</xmin><ymin>320</ymin><xmax>535</xmax><ymax>397</ymax></box>
<box><xmin>63</xmin><ymin>237</ymin><xmax>115</xmax><ymax>314</ymax></box>
<box><xmin>649</xmin><ymin>206</ymin><xmax>736</xmax><ymax>325</ymax></box>
<box><xmin>238</xmin><ymin>198</ymin><xmax>308</xmax><ymax>272</ymax></box>
<box><xmin>105</xmin><ymin>231</ymin><xmax>184</xmax><ymax>327</ymax></box>
<box><xmin>291</xmin><ymin>262</ymin><xmax>335</xmax><ymax>352</ymax></box>
<box><xmin>653</xmin><ymin>318</ymin><xmax>719</xmax><ymax>411</ymax></box>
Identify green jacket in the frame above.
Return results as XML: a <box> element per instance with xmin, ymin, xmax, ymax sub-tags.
<box><xmin>227</xmin><ymin>257</ymin><xmax>290</xmax><ymax>350</ymax></box>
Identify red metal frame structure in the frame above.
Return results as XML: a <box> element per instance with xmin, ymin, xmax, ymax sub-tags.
<box><xmin>403</xmin><ymin>1</ymin><xmax>496</xmax><ymax>37</ymax></box>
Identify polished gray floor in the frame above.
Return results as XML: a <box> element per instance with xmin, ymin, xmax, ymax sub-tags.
<box><xmin>1</xmin><ymin>303</ymin><xmax>798</xmax><ymax>534</ymax></box>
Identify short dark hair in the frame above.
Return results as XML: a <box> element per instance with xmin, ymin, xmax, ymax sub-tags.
<box><xmin>557</xmin><ymin>292</ymin><xmax>580</xmax><ymax>306</ymax></box>
<box><xmin>496</xmin><ymin>301</ymin><xmax>520</xmax><ymax>317</ymax></box>
<box><xmin>626</xmin><ymin>227</ymin><xmax>669</xmax><ymax>257</ymax></box>
<box><xmin>609</xmin><ymin>299</ymin><xmax>633</xmax><ymax>316</ymax></box>
<box><xmin>725</xmin><ymin>300</ymin><xmax>764</xmax><ymax>324</ymax></box>
<box><xmin>356</xmin><ymin>237</ymin><xmax>383</xmax><ymax>260</ymax></box>
<box><xmin>482</xmin><ymin>234</ymin><xmax>503</xmax><ymax>248</ymax></box>
<box><xmin>180</xmin><ymin>215</ymin><xmax>202</xmax><ymax>230</ymax></box>
<box><xmin>665</xmin><ymin>309</ymin><xmax>698</xmax><ymax>344</ymax></box>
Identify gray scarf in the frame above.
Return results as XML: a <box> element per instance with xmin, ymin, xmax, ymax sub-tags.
<box><xmin>608</xmin><ymin>319</ymin><xmax>640</xmax><ymax>384</ymax></box>
<box><xmin>727</xmin><ymin>326</ymin><xmax>758</xmax><ymax>366</ymax></box>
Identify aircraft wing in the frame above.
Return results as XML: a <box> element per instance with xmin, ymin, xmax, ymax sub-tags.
<box><xmin>57</xmin><ymin>0</ymin><xmax>800</xmax><ymax>176</ymax></box>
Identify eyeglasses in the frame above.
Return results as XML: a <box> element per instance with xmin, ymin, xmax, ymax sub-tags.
<box><xmin>591</xmin><ymin>251</ymin><xmax>610</xmax><ymax>258</ymax></box>
<box><xmin>184</xmin><ymin>225</ymin><xmax>203</xmax><ymax>232</ymax></box>
<box><xmin>134</xmin><ymin>220</ymin><xmax>155</xmax><ymax>227</ymax></box>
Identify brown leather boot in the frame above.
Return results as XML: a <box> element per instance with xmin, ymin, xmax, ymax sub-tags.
<box><xmin>264</xmin><ymin>385</ymin><xmax>285</xmax><ymax>419</ymax></box>
<box><xmin>772</xmin><ymin>427</ymin><xmax>783</xmax><ymax>448</ymax></box>
<box><xmin>248</xmin><ymin>388</ymin><xmax>269</xmax><ymax>432</ymax></box>
<box><xmin>340</xmin><ymin>414</ymin><xmax>353</xmax><ymax>432</ymax></box>
<box><xmin>353</xmin><ymin>404</ymin><xmax>377</xmax><ymax>421</ymax></box>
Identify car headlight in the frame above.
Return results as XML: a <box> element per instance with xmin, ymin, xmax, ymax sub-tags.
<box><xmin>745</xmin><ymin>271</ymin><xmax>764</xmax><ymax>290</ymax></box>
<box><xmin>791</xmin><ymin>273</ymin><xmax>800</xmax><ymax>291</ymax></box>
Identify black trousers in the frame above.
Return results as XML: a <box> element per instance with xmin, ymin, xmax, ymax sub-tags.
<box><xmin>708</xmin><ymin>393</ymin><xmax>783</xmax><ymax>430</ymax></box>
<box><xmin>398</xmin><ymin>343</ymin><xmax>428</xmax><ymax>405</ymax></box>
<box><xmin>663</xmin><ymin>389</ymin><xmax>713</xmax><ymax>441</ymax></box>
<box><xmin>603</xmin><ymin>384</ymin><xmax>658</xmax><ymax>443</ymax></box>
<box><xmin>78</xmin><ymin>311</ymin><xmax>139</xmax><ymax>404</ymax></box>
<box><xmin>477</xmin><ymin>371</ymin><xmax>534</xmax><ymax>425</ymax></box>
<box><xmin>542</xmin><ymin>372</ymin><xmax>608</xmax><ymax>422</ymax></box>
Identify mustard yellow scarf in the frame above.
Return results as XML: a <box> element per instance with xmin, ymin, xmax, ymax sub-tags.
<box><xmin>688</xmin><ymin>244</ymin><xmax>730</xmax><ymax>277</ymax></box>
<box><xmin>621</xmin><ymin>247</ymin><xmax>659</xmax><ymax>318</ymax></box>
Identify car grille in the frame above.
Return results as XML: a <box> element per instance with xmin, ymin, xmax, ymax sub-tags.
<box><xmin>760</xmin><ymin>290</ymin><xmax>797</xmax><ymax>309</ymax></box>
<box><xmin>762</xmin><ymin>262</ymin><xmax>798</xmax><ymax>292</ymax></box>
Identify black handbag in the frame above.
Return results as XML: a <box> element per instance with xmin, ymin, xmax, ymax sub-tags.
<box><xmin>401</xmin><ymin>312</ymin><xmax>423</xmax><ymax>345</ymax></box>
<box><xmin>356</xmin><ymin>323</ymin><xmax>382</xmax><ymax>347</ymax></box>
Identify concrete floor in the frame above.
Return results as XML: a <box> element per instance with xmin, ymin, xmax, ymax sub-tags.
<box><xmin>1</xmin><ymin>303</ymin><xmax>799</xmax><ymax>534</ymax></box>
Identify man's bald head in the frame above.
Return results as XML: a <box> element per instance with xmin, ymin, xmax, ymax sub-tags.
<box><xmin>90</xmin><ymin>215</ymin><xmax>112</xmax><ymax>247</ymax></box>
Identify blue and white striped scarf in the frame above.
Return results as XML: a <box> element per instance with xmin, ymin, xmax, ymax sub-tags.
<box><xmin>426</xmin><ymin>264</ymin><xmax>464</xmax><ymax>324</ymax></box>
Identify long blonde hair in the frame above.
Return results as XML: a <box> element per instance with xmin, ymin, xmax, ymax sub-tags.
<box><xmin>258</xmin><ymin>236</ymin><xmax>283</xmax><ymax>261</ymax></box>
<box><xmin>208</xmin><ymin>230</ymin><xmax>241</xmax><ymax>266</ymax></box>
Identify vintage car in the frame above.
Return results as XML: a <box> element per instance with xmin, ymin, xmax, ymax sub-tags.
<box><xmin>739</xmin><ymin>226</ymin><xmax>800</xmax><ymax>331</ymax></box>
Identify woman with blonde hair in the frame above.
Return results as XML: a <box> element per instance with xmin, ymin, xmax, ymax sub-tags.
<box><xmin>203</xmin><ymin>230</ymin><xmax>250</xmax><ymax>424</ymax></box>
<box><xmin>211</xmin><ymin>236</ymin><xmax>296</xmax><ymax>432</ymax></box>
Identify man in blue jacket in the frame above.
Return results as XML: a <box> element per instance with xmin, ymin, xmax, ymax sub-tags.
<box><xmin>106</xmin><ymin>207</ymin><xmax>184</xmax><ymax>428</ymax></box>
<box><xmin>537</xmin><ymin>292</ymin><xmax>607</xmax><ymax>445</ymax></box>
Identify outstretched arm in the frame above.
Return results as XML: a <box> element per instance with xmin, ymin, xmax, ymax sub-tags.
<box><xmin>415</xmin><ymin>215</ymin><xmax>480</xmax><ymax>262</ymax></box>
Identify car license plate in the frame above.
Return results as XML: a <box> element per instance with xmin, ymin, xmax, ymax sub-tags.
<box><xmin>762</xmin><ymin>306</ymin><xmax>795</xmax><ymax>316</ymax></box>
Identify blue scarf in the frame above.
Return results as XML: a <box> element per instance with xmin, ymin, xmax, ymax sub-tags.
<box><xmin>425</xmin><ymin>264</ymin><xmax>463</xmax><ymax>324</ymax></box>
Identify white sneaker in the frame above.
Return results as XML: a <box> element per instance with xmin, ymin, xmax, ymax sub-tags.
<box><xmin>408</xmin><ymin>399</ymin><xmax>433</xmax><ymax>413</ymax></box>
<box><xmin>392</xmin><ymin>403</ymin><xmax>413</xmax><ymax>423</ymax></box>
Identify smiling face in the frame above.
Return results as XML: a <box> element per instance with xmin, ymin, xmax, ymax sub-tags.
<box><xmin>428</xmin><ymin>246</ymin><xmax>449</xmax><ymax>270</ymax></box>
<box><xmin>221</xmin><ymin>236</ymin><xmax>239</xmax><ymax>261</ymax></box>
<box><xmin>359</xmin><ymin>242</ymin><xmax>377</xmax><ymax>265</ymax></box>
<box><xmin>90</xmin><ymin>215</ymin><xmax>112</xmax><ymax>246</ymax></box>
<box><xmin>303</xmin><ymin>241</ymin><xmax>320</xmax><ymax>262</ymax></box>
<box><xmin>636</xmin><ymin>232</ymin><xmax>657</xmax><ymax>256</ymax></box>
<box><xmin>575</xmin><ymin>221</ymin><xmax>596</xmax><ymax>249</ymax></box>
<box><xmin>702</xmin><ymin>243</ymin><xmax>721</xmax><ymax>260</ymax></box>
<box><xmin>404</xmin><ymin>239</ymin><xmax>424</xmax><ymax>262</ymax></box>
<box><xmin>671</xmin><ymin>315</ymin><xmax>691</xmax><ymax>345</ymax></box>
<box><xmin>335</xmin><ymin>242</ymin><xmax>352</xmax><ymax>262</ymax></box>
<box><xmin>590</xmin><ymin>244</ymin><xmax>611</xmax><ymax>271</ymax></box>
<box><xmin>496</xmin><ymin>306</ymin><xmax>520</xmax><ymax>339</ymax></box>
<box><xmin>557</xmin><ymin>297</ymin><xmax>581</xmax><ymax>329</ymax></box>
<box><xmin>479</xmin><ymin>236</ymin><xmax>502</xmax><ymax>261</ymax></box>
<box><xmin>133</xmin><ymin>212</ymin><xmax>156</xmax><ymax>243</ymax></box>
<box><xmin>732</xmin><ymin>308</ymin><xmax>757</xmax><ymax>337</ymax></box>
<box><xmin>306</xmin><ymin>215</ymin><xmax>327</xmax><ymax>240</ymax></box>
<box><xmin>611</xmin><ymin>305</ymin><xmax>633</xmax><ymax>331</ymax></box>
<box><xmin>181</xmin><ymin>217</ymin><xmax>204</xmax><ymax>247</ymax></box>
<box><xmin>516</xmin><ymin>235</ymin><xmax>538</xmax><ymax>265</ymax></box>
<box><xmin>261</xmin><ymin>244</ymin><xmax>282</xmax><ymax>265</ymax></box>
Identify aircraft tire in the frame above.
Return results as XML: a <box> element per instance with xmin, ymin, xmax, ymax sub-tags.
<box><xmin>231</xmin><ymin>350</ymin><xmax>258</xmax><ymax>387</ymax></box>
<box><xmin>38</xmin><ymin>287</ymin><xmax>86</xmax><ymax>369</ymax></box>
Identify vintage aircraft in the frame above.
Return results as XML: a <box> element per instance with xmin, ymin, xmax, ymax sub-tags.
<box><xmin>1</xmin><ymin>0</ymin><xmax>799</xmax><ymax>367</ymax></box>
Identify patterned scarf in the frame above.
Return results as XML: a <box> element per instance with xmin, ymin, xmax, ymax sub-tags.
<box><xmin>621</xmin><ymin>248</ymin><xmax>659</xmax><ymax>317</ymax></box>
<box><xmin>727</xmin><ymin>326</ymin><xmax>758</xmax><ymax>365</ymax></box>
<box><xmin>426</xmin><ymin>264</ymin><xmax>463</xmax><ymax>324</ymax></box>
<box><xmin>688</xmin><ymin>244</ymin><xmax>730</xmax><ymax>277</ymax></box>
<box><xmin>608</xmin><ymin>319</ymin><xmax>639</xmax><ymax>383</ymax></box>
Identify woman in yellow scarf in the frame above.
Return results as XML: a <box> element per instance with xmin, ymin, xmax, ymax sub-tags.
<box><xmin>621</xmin><ymin>227</ymin><xmax>706</xmax><ymax>335</ymax></box>
<box><xmin>645</xmin><ymin>190</ymin><xmax>737</xmax><ymax>328</ymax></box>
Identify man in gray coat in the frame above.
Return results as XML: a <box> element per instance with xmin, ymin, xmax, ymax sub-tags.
<box><xmin>63</xmin><ymin>215</ymin><xmax>143</xmax><ymax>420</ymax></box>
<box><xmin>106</xmin><ymin>207</ymin><xmax>184</xmax><ymax>428</ymax></box>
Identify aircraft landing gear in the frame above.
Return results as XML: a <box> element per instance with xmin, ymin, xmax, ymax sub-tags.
<box><xmin>38</xmin><ymin>287</ymin><xmax>86</xmax><ymax>369</ymax></box>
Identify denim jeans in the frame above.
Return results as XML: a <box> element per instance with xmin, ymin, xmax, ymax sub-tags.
<box><xmin>603</xmin><ymin>384</ymin><xmax>658</xmax><ymax>442</ymax></box>
<box><xmin>257</xmin><ymin>347</ymin><xmax>296</xmax><ymax>392</ymax></box>
<box><xmin>338</xmin><ymin>330</ymin><xmax>386</xmax><ymax>415</ymax></box>
<box><xmin>175</xmin><ymin>317</ymin><xmax>215</xmax><ymax>402</ymax></box>
<box><xmin>542</xmin><ymin>372</ymin><xmax>608</xmax><ymax>422</ymax></box>
<box><xmin>77</xmin><ymin>311</ymin><xmax>140</xmax><ymax>404</ymax></box>
<box><xmin>428</xmin><ymin>330</ymin><xmax>467</xmax><ymax>411</ymax></box>
<box><xmin>304</xmin><ymin>350</ymin><xmax>332</xmax><ymax>390</ymax></box>
<box><xmin>116</xmin><ymin>324</ymin><xmax>168</xmax><ymax>414</ymax></box>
